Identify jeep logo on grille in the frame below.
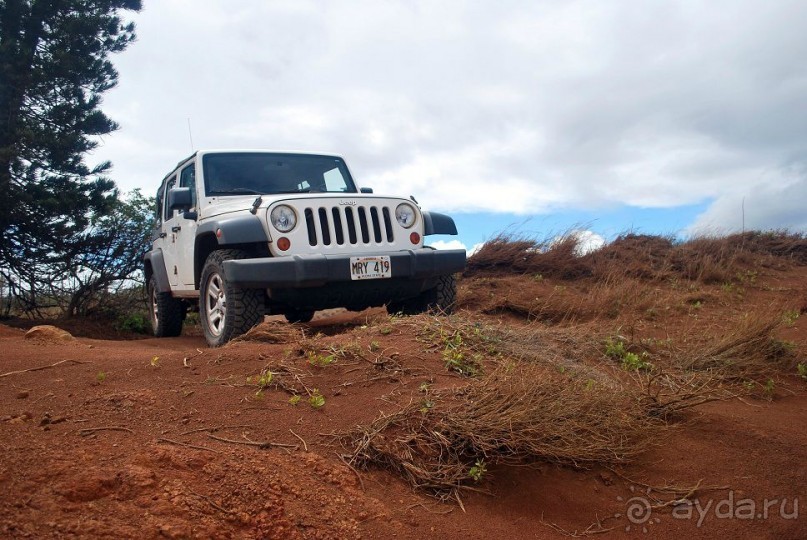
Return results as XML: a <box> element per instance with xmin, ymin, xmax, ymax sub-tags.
<box><xmin>339</xmin><ymin>200</ymin><xmax>357</xmax><ymax>206</ymax></box>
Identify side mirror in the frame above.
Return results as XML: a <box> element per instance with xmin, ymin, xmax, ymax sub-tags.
<box><xmin>168</xmin><ymin>187</ymin><xmax>193</xmax><ymax>211</ymax></box>
<box><xmin>360</xmin><ymin>187</ymin><xmax>373</xmax><ymax>194</ymax></box>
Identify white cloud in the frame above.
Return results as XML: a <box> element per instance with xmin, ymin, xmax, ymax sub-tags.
<box><xmin>572</xmin><ymin>230</ymin><xmax>606</xmax><ymax>255</ymax></box>
<box><xmin>94</xmin><ymin>1</ymin><xmax>807</xmax><ymax>231</ymax></box>
<box><xmin>429</xmin><ymin>240</ymin><xmax>484</xmax><ymax>255</ymax></box>
<box><xmin>429</xmin><ymin>240</ymin><xmax>467</xmax><ymax>251</ymax></box>
<box><xmin>551</xmin><ymin>230</ymin><xmax>606</xmax><ymax>256</ymax></box>
<box><xmin>687</xmin><ymin>170</ymin><xmax>807</xmax><ymax>235</ymax></box>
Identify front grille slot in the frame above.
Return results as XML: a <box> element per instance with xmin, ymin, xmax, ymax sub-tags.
<box><xmin>345</xmin><ymin>207</ymin><xmax>357</xmax><ymax>244</ymax></box>
<box><xmin>357</xmin><ymin>207</ymin><xmax>370</xmax><ymax>244</ymax></box>
<box><xmin>302</xmin><ymin>204</ymin><xmax>394</xmax><ymax>248</ymax></box>
<box><xmin>331</xmin><ymin>207</ymin><xmax>344</xmax><ymax>245</ymax></box>
<box><xmin>370</xmin><ymin>207</ymin><xmax>382</xmax><ymax>243</ymax></box>
<box><xmin>382</xmin><ymin>207</ymin><xmax>394</xmax><ymax>242</ymax></box>
<box><xmin>318</xmin><ymin>208</ymin><xmax>331</xmax><ymax>245</ymax></box>
<box><xmin>305</xmin><ymin>208</ymin><xmax>316</xmax><ymax>246</ymax></box>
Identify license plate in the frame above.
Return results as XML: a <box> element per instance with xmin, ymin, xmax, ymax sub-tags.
<box><xmin>350</xmin><ymin>256</ymin><xmax>392</xmax><ymax>280</ymax></box>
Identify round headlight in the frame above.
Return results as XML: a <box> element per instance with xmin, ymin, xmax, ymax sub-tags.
<box><xmin>395</xmin><ymin>203</ymin><xmax>416</xmax><ymax>229</ymax></box>
<box><xmin>270</xmin><ymin>205</ymin><xmax>297</xmax><ymax>232</ymax></box>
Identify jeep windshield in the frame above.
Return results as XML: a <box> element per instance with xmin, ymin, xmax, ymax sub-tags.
<box><xmin>202</xmin><ymin>153</ymin><xmax>358</xmax><ymax>196</ymax></box>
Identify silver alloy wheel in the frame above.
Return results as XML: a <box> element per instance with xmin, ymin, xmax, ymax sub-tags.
<box><xmin>205</xmin><ymin>272</ymin><xmax>227</xmax><ymax>337</ymax></box>
<box><xmin>150</xmin><ymin>285</ymin><xmax>159</xmax><ymax>329</ymax></box>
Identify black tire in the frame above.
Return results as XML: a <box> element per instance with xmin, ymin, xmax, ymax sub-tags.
<box><xmin>285</xmin><ymin>310</ymin><xmax>315</xmax><ymax>324</ymax></box>
<box><xmin>148</xmin><ymin>275</ymin><xmax>184</xmax><ymax>337</ymax></box>
<box><xmin>387</xmin><ymin>275</ymin><xmax>457</xmax><ymax>316</ymax></box>
<box><xmin>199</xmin><ymin>249</ymin><xmax>264</xmax><ymax>347</ymax></box>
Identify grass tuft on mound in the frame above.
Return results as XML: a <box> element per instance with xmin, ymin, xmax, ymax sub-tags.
<box><xmin>344</xmin><ymin>362</ymin><xmax>659</xmax><ymax>499</ymax></box>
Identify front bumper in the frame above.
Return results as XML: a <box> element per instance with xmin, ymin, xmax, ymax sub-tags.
<box><xmin>221</xmin><ymin>248</ymin><xmax>466</xmax><ymax>288</ymax></box>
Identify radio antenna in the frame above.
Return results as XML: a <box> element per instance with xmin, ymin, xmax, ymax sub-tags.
<box><xmin>187</xmin><ymin>118</ymin><xmax>195</xmax><ymax>152</ymax></box>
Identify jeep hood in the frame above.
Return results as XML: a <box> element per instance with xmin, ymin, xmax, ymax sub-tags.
<box><xmin>199</xmin><ymin>193</ymin><xmax>409</xmax><ymax>221</ymax></box>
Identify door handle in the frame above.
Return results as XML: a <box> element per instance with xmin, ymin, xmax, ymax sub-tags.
<box><xmin>171</xmin><ymin>225</ymin><xmax>181</xmax><ymax>232</ymax></box>
<box><xmin>159</xmin><ymin>232</ymin><xmax>167</xmax><ymax>238</ymax></box>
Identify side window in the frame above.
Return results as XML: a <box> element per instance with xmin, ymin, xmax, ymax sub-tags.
<box><xmin>163</xmin><ymin>175</ymin><xmax>177</xmax><ymax>221</ymax></box>
<box><xmin>179</xmin><ymin>163</ymin><xmax>197</xmax><ymax>209</ymax></box>
<box><xmin>155</xmin><ymin>184</ymin><xmax>164</xmax><ymax>225</ymax></box>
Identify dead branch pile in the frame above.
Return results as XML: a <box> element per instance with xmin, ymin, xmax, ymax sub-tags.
<box><xmin>344</xmin><ymin>363</ymin><xmax>658</xmax><ymax>499</ymax></box>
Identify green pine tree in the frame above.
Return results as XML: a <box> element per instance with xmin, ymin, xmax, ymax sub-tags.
<box><xmin>0</xmin><ymin>0</ymin><xmax>142</xmax><ymax>310</ymax></box>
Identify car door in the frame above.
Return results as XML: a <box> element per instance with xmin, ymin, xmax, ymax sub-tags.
<box><xmin>160</xmin><ymin>174</ymin><xmax>181</xmax><ymax>287</ymax></box>
<box><xmin>176</xmin><ymin>162</ymin><xmax>198</xmax><ymax>287</ymax></box>
<box><xmin>151</xmin><ymin>179</ymin><xmax>170</xmax><ymax>277</ymax></box>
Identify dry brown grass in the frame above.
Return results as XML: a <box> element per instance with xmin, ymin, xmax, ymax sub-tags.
<box><xmin>466</xmin><ymin>231</ymin><xmax>807</xmax><ymax>284</ymax></box>
<box><xmin>344</xmin><ymin>362</ymin><xmax>659</xmax><ymax>499</ymax></box>
<box><xmin>341</xmin><ymin>300</ymin><xmax>800</xmax><ymax>500</ymax></box>
<box><xmin>672</xmin><ymin>313</ymin><xmax>797</xmax><ymax>379</ymax></box>
<box><xmin>460</xmin><ymin>273</ymin><xmax>662</xmax><ymax>324</ymax></box>
<box><xmin>230</xmin><ymin>320</ymin><xmax>307</xmax><ymax>344</ymax></box>
<box><xmin>338</xmin><ymin>232</ymin><xmax>805</xmax><ymax>501</ymax></box>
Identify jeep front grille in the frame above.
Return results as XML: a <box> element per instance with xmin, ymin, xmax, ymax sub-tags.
<box><xmin>304</xmin><ymin>205</ymin><xmax>395</xmax><ymax>246</ymax></box>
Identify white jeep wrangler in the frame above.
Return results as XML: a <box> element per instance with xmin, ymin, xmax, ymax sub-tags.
<box><xmin>144</xmin><ymin>150</ymin><xmax>466</xmax><ymax>346</ymax></box>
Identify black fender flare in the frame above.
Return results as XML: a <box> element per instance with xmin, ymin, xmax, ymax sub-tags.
<box><xmin>144</xmin><ymin>250</ymin><xmax>171</xmax><ymax>293</ymax></box>
<box><xmin>422</xmin><ymin>211</ymin><xmax>458</xmax><ymax>236</ymax></box>
<box><xmin>196</xmin><ymin>214</ymin><xmax>269</xmax><ymax>245</ymax></box>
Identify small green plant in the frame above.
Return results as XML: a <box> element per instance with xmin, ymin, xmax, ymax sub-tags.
<box><xmin>117</xmin><ymin>313</ymin><xmax>149</xmax><ymax>334</ymax></box>
<box><xmin>379</xmin><ymin>326</ymin><xmax>392</xmax><ymax>336</ymax></box>
<box><xmin>96</xmin><ymin>371</ymin><xmax>106</xmax><ymax>383</ymax></box>
<box><xmin>307</xmin><ymin>351</ymin><xmax>335</xmax><ymax>367</ymax></box>
<box><xmin>439</xmin><ymin>331</ymin><xmax>482</xmax><ymax>377</ymax></box>
<box><xmin>308</xmin><ymin>389</ymin><xmax>325</xmax><ymax>409</ymax></box>
<box><xmin>419</xmin><ymin>382</ymin><xmax>431</xmax><ymax>393</ymax></box>
<box><xmin>249</xmin><ymin>370</ymin><xmax>274</xmax><ymax>396</ymax></box>
<box><xmin>604</xmin><ymin>337</ymin><xmax>627</xmax><ymax>359</ymax></box>
<box><xmin>605</xmin><ymin>337</ymin><xmax>651</xmax><ymax>371</ymax></box>
<box><xmin>369</xmin><ymin>340</ymin><xmax>380</xmax><ymax>352</ymax></box>
<box><xmin>419</xmin><ymin>399</ymin><xmax>434</xmax><ymax>413</ymax></box>
<box><xmin>184</xmin><ymin>311</ymin><xmax>200</xmax><ymax>327</ymax></box>
<box><xmin>782</xmin><ymin>310</ymin><xmax>800</xmax><ymax>327</ymax></box>
<box><xmin>797</xmin><ymin>363</ymin><xmax>807</xmax><ymax>381</ymax></box>
<box><xmin>621</xmin><ymin>352</ymin><xmax>652</xmax><ymax>371</ymax></box>
<box><xmin>763</xmin><ymin>378</ymin><xmax>776</xmax><ymax>398</ymax></box>
<box><xmin>443</xmin><ymin>348</ymin><xmax>481</xmax><ymax>377</ymax></box>
<box><xmin>584</xmin><ymin>379</ymin><xmax>596</xmax><ymax>391</ymax></box>
<box><xmin>468</xmin><ymin>459</ymin><xmax>487</xmax><ymax>482</ymax></box>
<box><xmin>288</xmin><ymin>395</ymin><xmax>301</xmax><ymax>406</ymax></box>
<box><xmin>533</xmin><ymin>273</ymin><xmax>544</xmax><ymax>282</ymax></box>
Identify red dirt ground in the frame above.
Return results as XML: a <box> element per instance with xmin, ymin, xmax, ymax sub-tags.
<box><xmin>1</xmin><ymin>264</ymin><xmax>805</xmax><ymax>539</ymax></box>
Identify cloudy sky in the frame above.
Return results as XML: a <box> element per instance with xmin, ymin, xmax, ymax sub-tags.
<box><xmin>94</xmin><ymin>0</ymin><xmax>807</xmax><ymax>252</ymax></box>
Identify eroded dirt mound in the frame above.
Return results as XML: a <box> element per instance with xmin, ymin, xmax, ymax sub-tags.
<box><xmin>23</xmin><ymin>324</ymin><xmax>74</xmax><ymax>342</ymax></box>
